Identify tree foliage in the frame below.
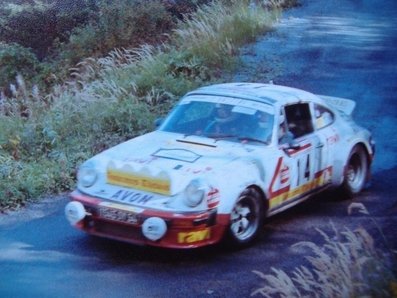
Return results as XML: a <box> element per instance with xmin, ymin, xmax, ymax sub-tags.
<box><xmin>0</xmin><ymin>42</ymin><xmax>41</xmax><ymax>90</ymax></box>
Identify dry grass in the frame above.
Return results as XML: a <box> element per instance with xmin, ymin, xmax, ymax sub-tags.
<box><xmin>57</xmin><ymin>0</ymin><xmax>281</xmax><ymax>103</ymax></box>
<box><xmin>172</xmin><ymin>0</ymin><xmax>278</xmax><ymax>67</ymax></box>
<box><xmin>252</xmin><ymin>205</ymin><xmax>397</xmax><ymax>298</ymax></box>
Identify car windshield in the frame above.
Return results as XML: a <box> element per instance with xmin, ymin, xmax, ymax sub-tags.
<box><xmin>160</xmin><ymin>95</ymin><xmax>274</xmax><ymax>144</ymax></box>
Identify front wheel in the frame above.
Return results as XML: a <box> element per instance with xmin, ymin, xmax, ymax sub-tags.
<box><xmin>341</xmin><ymin>145</ymin><xmax>368</xmax><ymax>197</ymax></box>
<box><xmin>227</xmin><ymin>188</ymin><xmax>265</xmax><ymax>247</ymax></box>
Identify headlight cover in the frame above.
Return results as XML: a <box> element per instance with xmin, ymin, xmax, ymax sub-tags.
<box><xmin>77</xmin><ymin>162</ymin><xmax>98</xmax><ymax>188</ymax></box>
<box><xmin>183</xmin><ymin>179</ymin><xmax>207</xmax><ymax>207</ymax></box>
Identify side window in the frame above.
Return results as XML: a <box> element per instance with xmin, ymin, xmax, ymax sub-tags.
<box><xmin>314</xmin><ymin>104</ymin><xmax>334</xmax><ymax>129</ymax></box>
<box><xmin>284</xmin><ymin>103</ymin><xmax>314</xmax><ymax>138</ymax></box>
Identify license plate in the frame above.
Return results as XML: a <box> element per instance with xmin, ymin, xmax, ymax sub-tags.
<box><xmin>98</xmin><ymin>206</ymin><xmax>139</xmax><ymax>224</ymax></box>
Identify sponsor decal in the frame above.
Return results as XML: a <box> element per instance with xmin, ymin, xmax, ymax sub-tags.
<box><xmin>280</xmin><ymin>165</ymin><xmax>290</xmax><ymax>184</ymax></box>
<box><xmin>184</xmin><ymin>166</ymin><xmax>213</xmax><ymax>174</ymax></box>
<box><xmin>269</xmin><ymin>166</ymin><xmax>333</xmax><ymax>209</ymax></box>
<box><xmin>327</xmin><ymin>134</ymin><xmax>339</xmax><ymax>145</ymax></box>
<box><xmin>206</xmin><ymin>188</ymin><xmax>220</xmax><ymax>208</ymax></box>
<box><xmin>285</xmin><ymin>143</ymin><xmax>312</xmax><ymax>156</ymax></box>
<box><xmin>184</xmin><ymin>95</ymin><xmax>275</xmax><ymax>113</ymax></box>
<box><xmin>110</xmin><ymin>190</ymin><xmax>154</xmax><ymax>204</ymax></box>
<box><xmin>269</xmin><ymin>157</ymin><xmax>290</xmax><ymax>199</ymax></box>
<box><xmin>122</xmin><ymin>156</ymin><xmax>158</xmax><ymax>165</ymax></box>
<box><xmin>177</xmin><ymin>228</ymin><xmax>211</xmax><ymax>244</ymax></box>
<box><xmin>107</xmin><ymin>169</ymin><xmax>170</xmax><ymax>195</ymax></box>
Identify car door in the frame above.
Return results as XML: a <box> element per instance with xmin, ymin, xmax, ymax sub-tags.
<box><xmin>311</xmin><ymin>103</ymin><xmax>337</xmax><ymax>185</ymax></box>
<box><xmin>283</xmin><ymin>103</ymin><xmax>320</xmax><ymax>192</ymax></box>
<box><xmin>268</xmin><ymin>102</ymin><xmax>331</xmax><ymax>212</ymax></box>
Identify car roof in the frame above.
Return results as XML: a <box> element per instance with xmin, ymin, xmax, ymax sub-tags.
<box><xmin>187</xmin><ymin>83</ymin><xmax>323</xmax><ymax>107</ymax></box>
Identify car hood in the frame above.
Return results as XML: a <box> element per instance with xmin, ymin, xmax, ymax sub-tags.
<box><xmin>78</xmin><ymin>131</ymin><xmax>260</xmax><ymax>208</ymax></box>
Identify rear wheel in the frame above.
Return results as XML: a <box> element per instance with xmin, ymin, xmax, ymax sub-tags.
<box><xmin>341</xmin><ymin>145</ymin><xmax>368</xmax><ymax>197</ymax></box>
<box><xmin>227</xmin><ymin>188</ymin><xmax>265</xmax><ymax>247</ymax></box>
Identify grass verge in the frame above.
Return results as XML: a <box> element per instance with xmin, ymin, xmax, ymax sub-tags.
<box><xmin>0</xmin><ymin>0</ymin><xmax>286</xmax><ymax>210</ymax></box>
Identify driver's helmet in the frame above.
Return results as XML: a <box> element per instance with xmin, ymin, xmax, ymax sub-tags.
<box><xmin>257</xmin><ymin>111</ymin><xmax>271</xmax><ymax>128</ymax></box>
<box><xmin>214</xmin><ymin>104</ymin><xmax>237</xmax><ymax>123</ymax></box>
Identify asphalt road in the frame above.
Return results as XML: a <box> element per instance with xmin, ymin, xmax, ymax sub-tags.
<box><xmin>1</xmin><ymin>0</ymin><xmax>396</xmax><ymax>297</ymax></box>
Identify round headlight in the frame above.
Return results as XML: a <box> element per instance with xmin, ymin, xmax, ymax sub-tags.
<box><xmin>78</xmin><ymin>164</ymin><xmax>97</xmax><ymax>188</ymax></box>
<box><xmin>184</xmin><ymin>179</ymin><xmax>206</xmax><ymax>207</ymax></box>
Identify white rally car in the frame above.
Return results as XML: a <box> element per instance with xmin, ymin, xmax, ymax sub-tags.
<box><xmin>65</xmin><ymin>83</ymin><xmax>375</xmax><ymax>248</ymax></box>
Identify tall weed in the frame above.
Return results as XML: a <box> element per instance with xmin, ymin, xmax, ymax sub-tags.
<box><xmin>252</xmin><ymin>224</ymin><xmax>396</xmax><ymax>298</ymax></box>
<box><xmin>172</xmin><ymin>0</ymin><xmax>278</xmax><ymax>68</ymax></box>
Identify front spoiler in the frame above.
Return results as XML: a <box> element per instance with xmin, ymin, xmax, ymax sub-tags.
<box><xmin>68</xmin><ymin>190</ymin><xmax>230</xmax><ymax>249</ymax></box>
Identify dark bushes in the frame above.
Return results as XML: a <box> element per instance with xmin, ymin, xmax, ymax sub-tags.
<box><xmin>0</xmin><ymin>43</ymin><xmax>41</xmax><ymax>92</ymax></box>
<box><xmin>0</xmin><ymin>0</ymin><xmax>211</xmax><ymax>91</ymax></box>
<box><xmin>59</xmin><ymin>0</ymin><xmax>173</xmax><ymax>66</ymax></box>
<box><xmin>0</xmin><ymin>0</ymin><xmax>93</xmax><ymax>60</ymax></box>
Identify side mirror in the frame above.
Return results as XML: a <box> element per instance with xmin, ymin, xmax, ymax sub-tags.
<box><xmin>280</xmin><ymin>131</ymin><xmax>300</xmax><ymax>152</ymax></box>
<box><xmin>288</xmin><ymin>139</ymin><xmax>301</xmax><ymax>150</ymax></box>
<box><xmin>285</xmin><ymin>130</ymin><xmax>300</xmax><ymax>149</ymax></box>
<box><xmin>154</xmin><ymin>118</ymin><xmax>164</xmax><ymax>129</ymax></box>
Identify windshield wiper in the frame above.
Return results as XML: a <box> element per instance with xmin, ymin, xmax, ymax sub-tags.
<box><xmin>176</xmin><ymin>138</ymin><xmax>216</xmax><ymax>148</ymax></box>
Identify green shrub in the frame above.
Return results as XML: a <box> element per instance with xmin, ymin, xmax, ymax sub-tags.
<box><xmin>58</xmin><ymin>24</ymin><xmax>100</xmax><ymax>67</ymax></box>
<box><xmin>0</xmin><ymin>43</ymin><xmax>41</xmax><ymax>90</ymax></box>
<box><xmin>0</xmin><ymin>156</ymin><xmax>76</xmax><ymax>210</ymax></box>
<box><xmin>0</xmin><ymin>114</ymin><xmax>25</xmax><ymax>159</ymax></box>
<box><xmin>60</xmin><ymin>0</ymin><xmax>173</xmax><ymax>66</ymax></box>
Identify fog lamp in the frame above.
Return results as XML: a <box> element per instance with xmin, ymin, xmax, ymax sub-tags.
<box><xmin>142</xmin><ymin>217</ymin><xmax>167</xmax><ymax>241</ymax></box>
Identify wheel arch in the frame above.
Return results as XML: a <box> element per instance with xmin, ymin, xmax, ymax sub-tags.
<box><xmin>338</xmin><ymin>142</ymin><xmax>371</xmax><ymax>198</ymax></box>
<box><xmin>332</xmin><ymin>140</ymin><xmax>371</xmax><ymax>187</ymax></box>
<box><xmin>247</xmin><ymin>184</ymin><xmax>269</xmax><ymax>214</ymax></box>
<box><xmin>344</xmin><ymin>142</ymin><xmax>371</xmax><ymax>172</ymax></box>
<box><xmin>356</xmin><ymin>141</ymin><xmax>371</xmax><ymax>164</ymax></box>
<box><xmin>225</xmin><ymin>184</ymin><xmax>267</xmax><ymax>247</ymax></box>
<box><xmin>351</xmin><ymin>141</ymin><xmax>372</xmax><ymax>182</ymax></box>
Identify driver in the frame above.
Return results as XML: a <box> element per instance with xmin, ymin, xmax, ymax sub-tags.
<box><xmin>278</xmin><ymin>115</ymin><xmax>294</xmax><ymax>145</ymax></box>
<box><xmin>206</xmin><ymin>104</ymin><xmax>238</xmax><ymax>134</ymax></box>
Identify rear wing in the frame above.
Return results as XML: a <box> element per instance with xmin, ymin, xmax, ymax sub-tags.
<box><xmin>317</xmin><ymin>95</ymin><xmax>356</xmax><ymax>116</ymax></box>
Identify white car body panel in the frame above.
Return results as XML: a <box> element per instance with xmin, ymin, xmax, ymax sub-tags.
<box><xmin>67</xmin><ymin>83</ymin><xmax>374</xmax><ymax>248</ymax></box>
<box><xmin>78</xmin><ymin>83</ymin><xmax>373</xmax><ymax>213</ymax></box>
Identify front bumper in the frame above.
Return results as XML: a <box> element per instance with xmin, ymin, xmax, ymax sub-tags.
<box><xmin>66</xmin><ymin>190</ymin><xmax>229</xmax><ymax>249</ymax></box>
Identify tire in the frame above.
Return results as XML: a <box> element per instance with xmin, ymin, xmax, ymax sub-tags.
<box><xmin>341</xmin><ymin>145</ymin><xmax>368</xmax><ymax>197</ymax></box>
<box><xmin>227</xmin><ymin>188</ymin><xmax>265</xmax><ymax>247</ymax></box>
